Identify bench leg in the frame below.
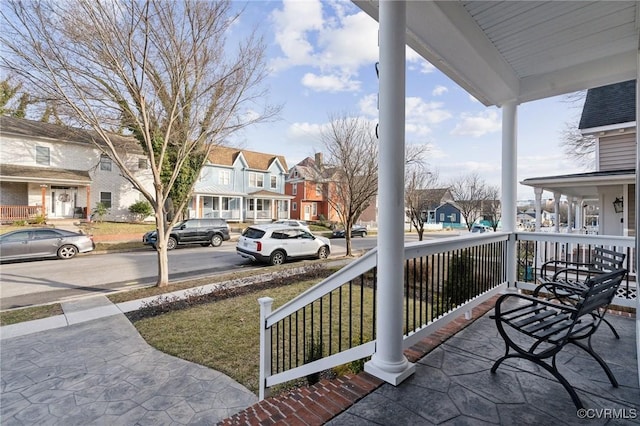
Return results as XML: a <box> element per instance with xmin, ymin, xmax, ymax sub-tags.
<box><xmin>491</xmin><ymin>353</ymin><xmax>584</xmax><ymax>409</ymax></box>
<box><xmin>601</xmin><ymin>318</ymin><xmax>620</xmax><ymax>339</ymax></box>
<box><xmin>570</xmin><ymin>340</ymin><xmax>619</xmax><ymax>387</ymax></box>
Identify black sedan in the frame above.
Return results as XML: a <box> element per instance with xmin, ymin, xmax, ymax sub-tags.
<box><xmin>332</xmin><ymin>225</ymin><xmax>368</xmax><ymax>238</ymax></box>
<box><xmin>0</xmin><ymin>228</ymin><xmax>95</xmax><ymax>261</ymax></box>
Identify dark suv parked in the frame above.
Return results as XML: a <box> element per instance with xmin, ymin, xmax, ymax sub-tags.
<box><xmin>143</xmin><ymin>218</ymin><xmax>230</xmax><ymax>250</ymax></box>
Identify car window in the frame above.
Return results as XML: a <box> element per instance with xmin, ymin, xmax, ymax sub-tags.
<box><xmin>242</xmin><ymin>228</ymin><xmax>266</xmax><ymax>239</ymax></box>
<box><xmin>1</xmin><ymin>231</ymin><xmax>31</xmax><ymax>242</ymax></box>
<box><xmin>185</xmin><ymin>220</ymin><xmax>200</xmax><ymax>228</ymax></box>
<box><xmin>300</xmin><ymin>231</ymin><xmax>314</xmax><ymax>239</ymax></box>
<box><xmin>33</xmin><ymin>230</ymin><xmax>62</xmax><ymax>240</ymax></box>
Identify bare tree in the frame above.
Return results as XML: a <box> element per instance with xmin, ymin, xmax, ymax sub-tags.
<box><xmin>449</xmin><ymin>173</ymin><xmax>488</xmax><ymax>231</ymax></box>
<box><xmin>561</xmin><ymin>123</ymin><xmax>596</xmax><ymax>168</ymax></box>
<box><xmin>405</xmin><ymin>167</ymin><xmax>438</xmax><ymax>241</ymax></box>
<box><xmin>483</xmin><ymin>185</ymin><xmax>501</xmax><ymax>231</ymax></box>
<box><xmin>321</xmin><ymin>115</ymin><xmax>378</xmax><ymax>256</ymax></box>
<box><xmin>1</xmin><ymin>0</ymin><xmax>277</xmax><ymax>287</ymax></box>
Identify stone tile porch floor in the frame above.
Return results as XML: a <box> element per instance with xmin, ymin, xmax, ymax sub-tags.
<box><xmin>1</xmin><ymin>293</ymin><xmax>638</xmax><ymax>425</ymax></box>
<box><xmin>227</xmin><ymin>299</ymin><xmax>639</xmax><ymax>425</ymax></box>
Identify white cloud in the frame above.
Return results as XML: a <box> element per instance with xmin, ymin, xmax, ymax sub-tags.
<box><xmin>468</xmin><ymin>94</ymin><xmax>480</xmax><ymax>103</ymax></box>
<box><xmin>451</xmin><ymin>110</ymin><xmax>501</xmax><ymax>137</ymax></box>
<box><xmin>301</xmin><ymin>72</ymin><xmax>361</xmax><ymax>93</ymax></box>
<box><xmin>432</xmin><ymin>85</ymin><xmax>448</xmax><ymax>96</ymax></box>
<box><xmin>358</xmin><ymin>93</ymin><xmax>378</xmax><ymax>117</ymax></box>
<box><xmin>270</xmin><ymin>1</ymin><xmax>377</xmax><ymax>92</ymax></box>
<box><xmin>287</xmin><ymin>121</ymin><xmax>325</xmax><ymax>142</ymax></box>
<box><xmin>406</xmin><ymin>97</ymin><xmax>452</xmax><ymax>125</ymax></box>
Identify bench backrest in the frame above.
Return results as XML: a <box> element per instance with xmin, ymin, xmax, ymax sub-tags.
<box><xmin>574</xmin><ymin>268</ymin><xmax>627</xmax><ymax>319</ymax></box>
<box><xmin>591</xmin><ymin>247</ymin><xmax>626</xmax><ymax>273</ymax></box>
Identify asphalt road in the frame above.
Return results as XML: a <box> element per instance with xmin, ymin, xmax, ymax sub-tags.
<box><xmin>0</xmin><ymin>232</ymin><xmax>458</xmax><ymax>309</ymax></box>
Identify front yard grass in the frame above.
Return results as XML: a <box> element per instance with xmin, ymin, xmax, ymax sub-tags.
<box><xmin>0</xmin><ymin>304</ymin><xmax>64</xmax><ymax>326</ymax></box>
<box><xmin>132</xmin><ymin>276</ymin><xmax>325</xmax><ymax>394</ymax></box>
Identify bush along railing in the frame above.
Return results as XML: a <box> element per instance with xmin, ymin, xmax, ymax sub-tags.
<box><xmin>515</xmin><ymin>232</ymin><xmax>636</xmax><ymax>308</ymax></box>
<box><xmin>258</xmin><ymin>233</ymin><xmax>510</xmax><ymax>399</ymax></box>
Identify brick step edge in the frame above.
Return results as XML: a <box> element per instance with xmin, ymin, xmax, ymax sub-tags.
<box><xmin>218</xmin><ymin>296</ymin><xmax>500</xmax><ymax>426</ymax></box>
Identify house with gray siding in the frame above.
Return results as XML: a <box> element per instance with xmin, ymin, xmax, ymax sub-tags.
<box><xmin>190</xmin><ymin>146</ymin><xmax>292</xmax><ymax>223</ymax></box>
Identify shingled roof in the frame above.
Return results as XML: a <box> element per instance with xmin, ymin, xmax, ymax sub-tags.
<box><xmin>0</xmin><ymin>116</ymin><xmax>143</xmax><ymax>154</ymax></box>
<box><xmin>208</xmin><ymin>146</ymin><xmax>288</xmax><ymax>172</ymax></box>
<box><xmin>578</xmin><ymin>80</ymin><xmax>636</xmax><ymax>130</ymax></box>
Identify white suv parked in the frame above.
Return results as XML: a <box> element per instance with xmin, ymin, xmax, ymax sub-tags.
<box><xmin>236</xmin><ymin>224</ymin><xmax>331</xmax><ymax>265</ymax></box>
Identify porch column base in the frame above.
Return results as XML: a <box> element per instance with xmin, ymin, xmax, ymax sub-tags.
<box><xmin>364</xmin><ymin>357</ymin><xmax>415</xmax><ymax>386</ymax></box>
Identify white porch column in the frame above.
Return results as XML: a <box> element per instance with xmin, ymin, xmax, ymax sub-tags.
<box><xmin>567</xmin><ymin>197</ymin><xmax>573</xmax><ymax>233</ymax></box>
<box><xmin>575</xmin><ymin>198</ymin><xmax>583</xmax><ymax>233</ymax></box>
<box><xmin>501</xmin><ymin>101</ymin><xmax>517</xmax><ymax>288</ymax></box>
<box><xmin>553</xmin><ymin>192</ymin><xmax>561</xmax><ymax>232</ymax></box>
<box><xmin>364</xmin><ymin>0</ymin><xmax>415</xmax><ymax>385</ymax></box>
<box><xmin>534</xmin><ymin>187</ymin><xmax>543</xmax><ymax>231</ymax></box>
<box><xmin>634</xmin><ymin>56</ymin><xmax>639</xmax><ymax>388</ymax></box>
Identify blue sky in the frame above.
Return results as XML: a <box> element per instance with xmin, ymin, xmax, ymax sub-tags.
<box><xmin>229</xmin><ymin>0</ymin><xmax>588</xmax><ymax>200</ymax></box>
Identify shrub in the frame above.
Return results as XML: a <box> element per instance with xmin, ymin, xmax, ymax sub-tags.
<box><xmin>12</xmin><ymin>220</ymin><xmax>28</xmax><ymax>226</ymax></box>
<box><xmin>129</xmin><ymin>200</ymin><xmax>153</xmax><ymax>222</ymax></box>
<box><xmin>30</xmin><ymin>214</ymin><xmax>47</xmax><ymax>225</ymax></box>
<box><xmin>91</xmin><ymin>203</ymin><xmax>109</xmax><ymax>222</ymax></box>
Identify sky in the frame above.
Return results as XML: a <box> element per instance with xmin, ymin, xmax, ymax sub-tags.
<box><xmin>227</xmin><ymin>0</ymin><xmax>590</xmax><ymax>201</ymax></box>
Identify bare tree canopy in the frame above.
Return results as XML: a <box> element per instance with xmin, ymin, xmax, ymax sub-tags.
<box><xmin>321</xmin><ymin>114</ymin><xmax>378</xmax><ymax>256</ymax></box>
<box><xmin>483</xmin><ymin>184</ymin><xmax>501</xmax><ymax>231</ymax></box>
<box><xmin>449</xmin><ymin>172</ymin><xmax>490</xmax><ymax>231</ymax></box>
<box><xmin>560</xmin><ymin>91</ymin><xmax>596</xmax><ymax>168</ymax></box>
<box><xmin>405</xmin><ymin>167</ymin><xmax>439</xmax><ymax>241</ymax></box>
<box><xmin>1</xmin><ymin>0</ymin><xmax>277</xmax><ymax>286</ymax></box>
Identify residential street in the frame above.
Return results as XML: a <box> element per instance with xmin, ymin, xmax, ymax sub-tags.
<box><xmin>0</xmin><ymin>232</ymin><xmax>461</xmax><ymax>310</ymax></box>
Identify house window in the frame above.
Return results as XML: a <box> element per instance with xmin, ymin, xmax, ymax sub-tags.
<box><xmin>312</xmin><ymin>202</ymin><xmax>317</xmax><ymax>216</ymax></box>
<box><xmin>219</xmin><ymin>170</ymin><xmax>230</xmax><ymax>185</ymax></box>
<box><xmin>440</xmin><ymin>213</ymin><xmax>445</xmax><ymax>221</ymax></box>
<box><xmin>450</xmin><ymin>213</ymin><xmax>456</xmax><ymax>222</ymax></box>
<box><xmin>270</xmin><ymin>176</ymin><xmax>277</xmax><ymax>189</ymax></box>
<box><xmin>292</xmin><ymin>184</ymin><xmax>297</xmax><ymax>195</ymax></box>
<box><xmin>292</xmin><ymin>202</ymin><xmax>297</xmax><ymax>211</ymax></box>
<box><xmin>36</xmin><ymin>146</ymin><xmax>50</xmax><ymax>165</ymax></box>
<box><xmin>316</xmin><ymin>184</ymin><xmax>322</xmax><ymax>196</ymax></box>
<box><xmin>249</xmin><ymin>172</ymin><xmax>264</xmax><ymax>188</ymax></box>
<box><xmin>138</xmin><ymin>158</ymin><xmax>148</xmax><ymax>169</ymax></box>
<box><xmin>100</xmin><ymin>154</ymin><xmax>112</xmax><ymax>171</ymax></box>
<box><xmin>249</xmin><ymin>199</ymin><xmax>265</xmax><ymax>210</ymax></box>
<box><xmin>99</xmin><ymin>192</ymin><xmax>112</xmax><ymax>208</ymax></box>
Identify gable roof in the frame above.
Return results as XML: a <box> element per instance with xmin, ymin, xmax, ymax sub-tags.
<box><xmin>208</xmin><ymin>146</ymin><xmax>287</xmax><ymax>172</ymax></box>
<box><xmin>0</xmin><ymin>116</ymin><xmax>142</xmax><ymax>154</ymax></box>
<box><xmin>578</xmin><ymin>80</ymin><xmax>636</xmax><ymax>130</ymax></box>
<box><xmin>0</xmin><ymin>163</ymin><xmax>91</xmax><ymax>184</ymax></box>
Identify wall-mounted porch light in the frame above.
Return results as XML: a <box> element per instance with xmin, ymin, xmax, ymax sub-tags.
<box><xmin>613</xmin><ymin>197</ymin><xmax>624</xmax><ymax>213</ymax></box>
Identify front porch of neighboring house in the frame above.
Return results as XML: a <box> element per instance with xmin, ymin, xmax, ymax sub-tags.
<box><xmin>0</xmin><ymin>178</ymin><xmax>92</xmax><ymax>223</ymax></box>
<box><xmin>190</xmin><ymin>193</ymin><xmax>244</xmax><ymax>222</ymax></box>
<box><xmin>245</xmin><ymin>190</ymin><xmax>292</xmax><ymax>223</ymax></box>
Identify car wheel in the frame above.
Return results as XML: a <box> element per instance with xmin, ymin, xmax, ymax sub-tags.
<box><xmin>360</xmin><ymin>231</ymin><xmax>367</xmax><ymax>237</ymax></box>
<box><xmin>317</xmin><ymin>246</ymin><xmax>329</xmax><ymax>259</ymax></box>
<box><xmin>211</xmin><ymin>234</ymin><xmax>223</xmax><ymax>247</ymax></box>
<box><xmin>57</xmin><ymin>245</ymin><xmax>78</xmax><ymax>259</ymax></box>
<box><xmin>167</xmin><ymin>237</ymin><xmax>177</xmax><ymax>250</ymax></box>
<box><xmin>269</xmin><ymin>250</ymin><xmax>286</xmax><ymax>265</ymax></box>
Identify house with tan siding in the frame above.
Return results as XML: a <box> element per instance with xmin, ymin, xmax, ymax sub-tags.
<box><xmin>522</xmin><ymin>80</ymin><xmax>636</xmax><ymax>236</ymax></box>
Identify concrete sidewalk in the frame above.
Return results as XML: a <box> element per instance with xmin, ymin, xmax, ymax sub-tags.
<box><xmin>0</xmin><ymin>295</ymin><xmax>258</xmax><ymax>425</ymax></box>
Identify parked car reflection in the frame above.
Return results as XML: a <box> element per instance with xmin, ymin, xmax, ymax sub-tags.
<box><xmin>0</xmin><ymin>228</ymin><xmax>95</xmax><ymax>261</ymax></box>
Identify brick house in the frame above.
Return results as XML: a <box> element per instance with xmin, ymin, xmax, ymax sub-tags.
<box><xmin>286</xmin><ymin>153</ymin><xmax>378</xmax><ymax>226</ymax></box>
<box><xmin>190</xmin><ymin>146</ymin><xmax>292</xmax><ymax>223</ymax></box>
<box><xmin>0</xmin><ymin>116</ymin><xmax>153</xmax><ymax>222</ymax></box>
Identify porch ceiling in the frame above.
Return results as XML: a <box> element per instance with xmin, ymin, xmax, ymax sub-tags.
<box><xmin>353</xmin><ymin>1</ymin><xmax>639</xmax><ymax>106</ymax></box>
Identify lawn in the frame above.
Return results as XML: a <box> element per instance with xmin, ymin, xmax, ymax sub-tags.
<box><xmin>133</xmin><ymin>276</ymin><xmax>327</xmax><ymax>394</ymax></box>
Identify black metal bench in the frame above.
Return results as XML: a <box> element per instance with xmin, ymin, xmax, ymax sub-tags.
<box><xmin>534</xmin><ymin>246</ymin><xmax>626</xmax><ymax>338</ymax></box>
<box><xmin>491</xmin><ymin>268</ymin><xmax>627</xmax><ymax>409</ymax></box>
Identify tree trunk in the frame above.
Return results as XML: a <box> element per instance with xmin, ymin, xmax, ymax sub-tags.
<box><xmin>154</xmin><ymin>197</ymin><xmax>170</xmax><ymax>287</ymax></box>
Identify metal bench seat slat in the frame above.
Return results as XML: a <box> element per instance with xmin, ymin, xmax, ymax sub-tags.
<box><xmin>521</xmin><ymin>312</ymin><xmax>571</xmax><ymax>335</ymax></box>
<box><xmin>508</xmin><ymin>308</ymin><xmax>557</xmax><ymax>328</ymax></box>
